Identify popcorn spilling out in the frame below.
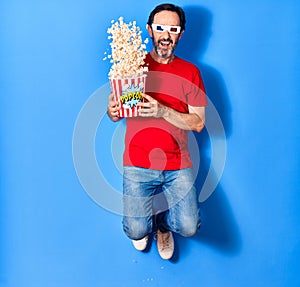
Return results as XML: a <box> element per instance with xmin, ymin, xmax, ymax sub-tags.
<box><xmin>104</xmin><ymin>17</ymin><xmax>149</xmax><ymax>78</ymax></box>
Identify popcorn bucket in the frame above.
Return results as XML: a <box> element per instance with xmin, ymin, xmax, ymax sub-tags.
<box><xmin>110</xmin><ymin>74</ymin><xmax>147</xmax><ymax>117</ymax></box>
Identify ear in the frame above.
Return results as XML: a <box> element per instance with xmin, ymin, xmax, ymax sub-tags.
<box><xmin>146</xmin><ymin>24</ymin><xmax>153</xmax><ymax>38</ymax></box>
<box><xmin>178</xmin><ymin>29</ymin><xmax>184</xmax><ymax>40</ymax></box>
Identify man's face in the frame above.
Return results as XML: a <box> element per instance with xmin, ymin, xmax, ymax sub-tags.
<box><xmin>148</xmin><ymin>10</ymin><xmax>183</xmax><ymax>59</ymax></box>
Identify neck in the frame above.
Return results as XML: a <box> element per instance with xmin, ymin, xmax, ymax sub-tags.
<box><xmin>150</xmin><ymin>49</ymin><xmax>175</xmax><ymax>64</ymax></box>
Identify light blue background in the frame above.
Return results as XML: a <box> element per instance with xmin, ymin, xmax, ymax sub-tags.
<box><xmin>1</xmin><ymin>0</ymin><xmax>299</xmax><ymax>286</ymax></box>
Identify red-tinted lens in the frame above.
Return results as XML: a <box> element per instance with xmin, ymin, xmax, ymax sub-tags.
<box><xmin>170</xmin><ymin>27</ymin><xmax>178</xmax><ymax>33</ymax></box>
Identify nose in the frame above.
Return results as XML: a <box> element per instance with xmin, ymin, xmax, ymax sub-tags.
<box><xmin>161</xmin><ymin>29</ymin><xmax>170</xmax><ymax>38</ymax></box>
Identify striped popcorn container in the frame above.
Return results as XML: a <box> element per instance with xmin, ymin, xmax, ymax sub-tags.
<box><xmin>110</xmin><ymin>74</ymin><xmax>147</xmax><ymax>117</ymax></box>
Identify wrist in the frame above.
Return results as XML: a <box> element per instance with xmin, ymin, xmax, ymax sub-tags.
<box><xmin>162</xmin><ymin>106</ymin><xmax>170</xmax><ymax>118</ymax></box>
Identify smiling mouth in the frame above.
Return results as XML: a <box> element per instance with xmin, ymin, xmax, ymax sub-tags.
<box><xmin>159</xmin><ymin>39</ymin><xmax>173</xmax><ymax>47</ymax></box>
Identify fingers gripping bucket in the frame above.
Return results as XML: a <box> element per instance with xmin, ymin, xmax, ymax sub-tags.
<box><xmin>110</xmin><ymin>74</ymin><xmax>147</xmax><ymax>117</ymax></box>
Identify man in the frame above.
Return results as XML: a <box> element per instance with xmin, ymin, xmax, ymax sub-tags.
<box><xmin>107</xmin><ymin>3</ymin><xmax>207</xmax><ymax>260</ymax></box>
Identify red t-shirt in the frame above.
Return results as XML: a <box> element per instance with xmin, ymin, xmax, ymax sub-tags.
<box><xmin>123</xmin><ymin>53</ymin><xmax>207</xmax><ymax>170</ymax></box>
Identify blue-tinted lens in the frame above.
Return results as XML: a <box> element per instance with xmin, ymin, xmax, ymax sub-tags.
<box><xmin>156</xmin><ymin>25</ymin><xmax>164</xmax><ymax>31</ymax></box>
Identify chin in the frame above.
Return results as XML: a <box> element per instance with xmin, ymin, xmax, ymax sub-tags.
<box><xmin>156</xmin><ymin>47</ymin><xmax>173</xmax><ymax>58</ymax></box>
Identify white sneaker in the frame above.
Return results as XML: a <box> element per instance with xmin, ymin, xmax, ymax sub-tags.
<box><xmin>132</xmin><ymin>236</ymin><xmax>149</xmax><ymax>251</ymax></box>
<box><xmin>157</xmin><ymin>230</ymin><xmax>174</xmax><ymax>260</ymax></box>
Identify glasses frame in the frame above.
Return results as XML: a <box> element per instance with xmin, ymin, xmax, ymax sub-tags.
<box><xmin>151</xmin><ymin>24</ymin><xmax>181</xmax><ymax>34</ymax></box>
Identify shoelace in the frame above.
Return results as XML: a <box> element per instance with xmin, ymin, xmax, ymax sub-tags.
<box><xmin>161</xmin><ymin>234</ymin><xmax>171</xmax><ymax>249</ymax></box>
<box><xmin>155</xmin><ymin>232</ymin><xmax>171</xmax><ymax>251</ymax></box>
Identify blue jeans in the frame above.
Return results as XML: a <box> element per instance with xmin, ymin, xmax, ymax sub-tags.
<box><xmin>122</xmin><ymin>166</ymin><xmax>200</xmax><ymax>240</ymax></box>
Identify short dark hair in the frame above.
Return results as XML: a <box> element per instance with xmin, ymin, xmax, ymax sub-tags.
<box><xmin>147</xmin><ymin>3</ymin><xmax>186</xmax><ymax>31</ymax></box>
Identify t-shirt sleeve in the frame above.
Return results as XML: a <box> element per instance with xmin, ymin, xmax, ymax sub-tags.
<box><xmin>187</xmin><ymin>68</ymin><xmax>208</xmax><ymax>107</ymax></box>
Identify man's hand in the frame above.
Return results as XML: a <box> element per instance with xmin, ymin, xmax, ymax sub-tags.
<box><xmin>107</xmin><ymin>93</ymin><xmax>121</xmax><ymax>122</ymax></box>
<box><xmin>138</xmin><ymin>94</ymin><xmax>167</xmax><ymax>118</ymax></box>
<box><xmin>138</xmin><ymin>93</ymin><xmax>205</xmax><ymax>132</ymax></box>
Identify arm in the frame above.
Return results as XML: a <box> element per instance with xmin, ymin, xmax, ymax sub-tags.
<box><xmin>107</xmin><ymin>93</ymin><xmax>121</xmax><ymax>122</ymax></box>
<box><xmin>138</xmin><ymin>94</ymin><xmax>205</xmax><ymax>132</ymax></box>
<box><xmin>164</xmin><ymin>104</ymin><xmax>205</xmax><ymax>132</ymax></box>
